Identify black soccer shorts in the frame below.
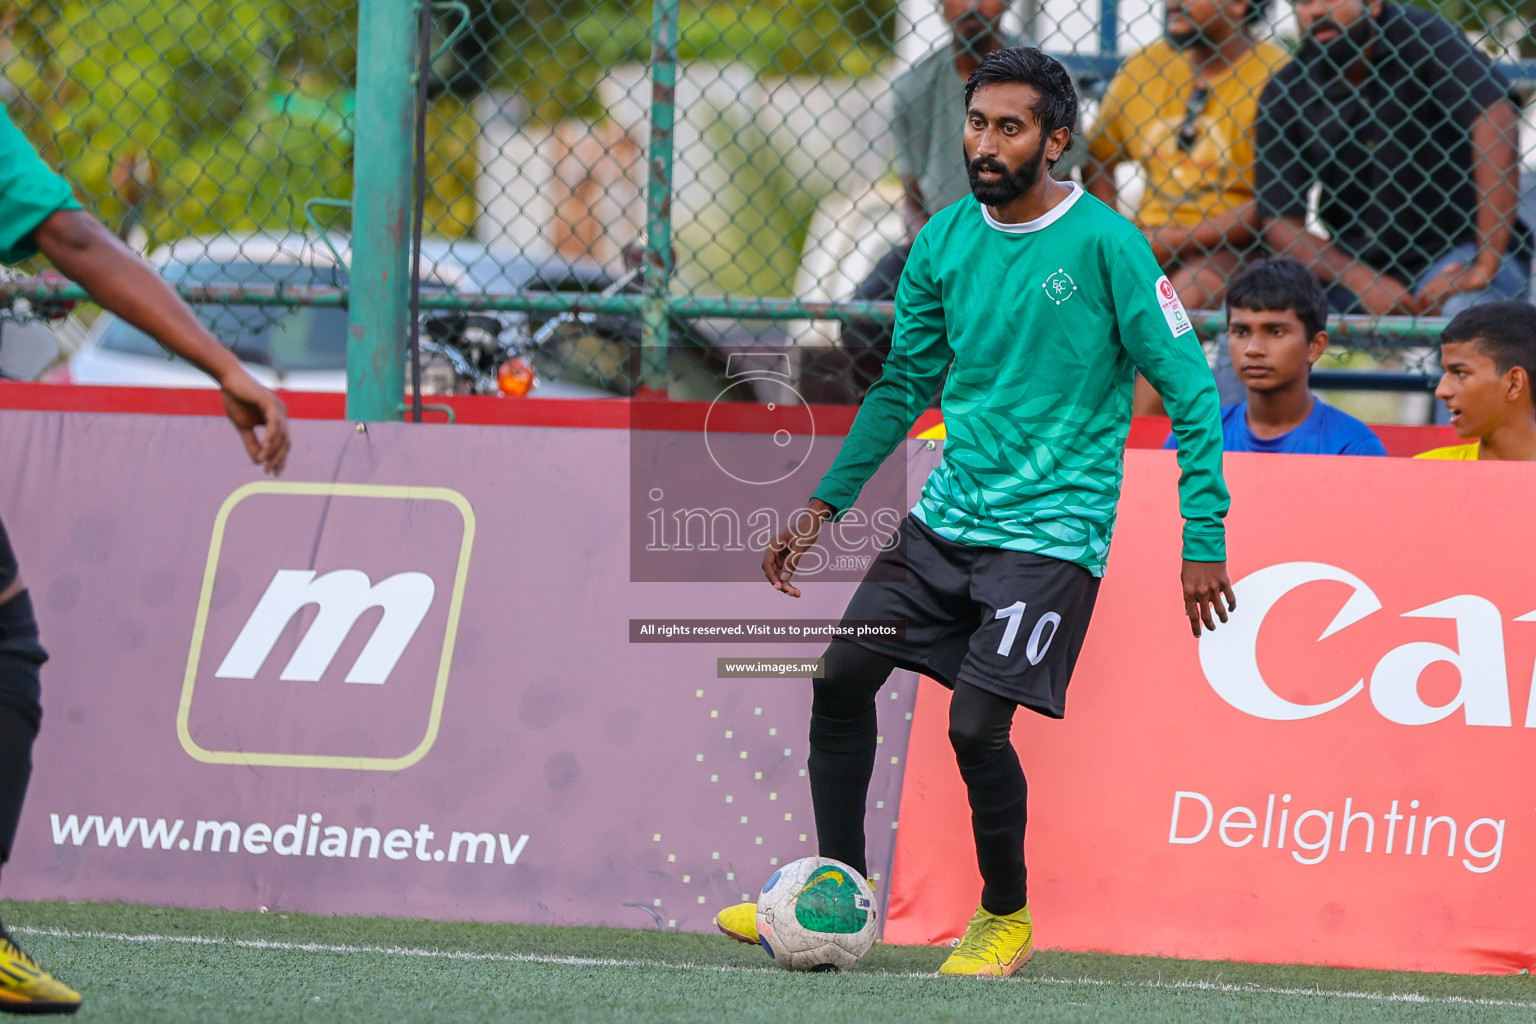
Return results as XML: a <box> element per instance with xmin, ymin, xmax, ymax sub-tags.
<box><xmin>837</xmin><ymin>516</ymin><xmax>1100</xmax><ymax>718</ymax></box>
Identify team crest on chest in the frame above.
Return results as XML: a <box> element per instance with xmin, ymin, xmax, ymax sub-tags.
<box><xmin>1042</xmin><ymin>268</ymin><xmax>1077</xmax><ymax>305</ymax></box>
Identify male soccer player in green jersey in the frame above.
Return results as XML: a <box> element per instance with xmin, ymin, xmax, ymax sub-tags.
<box><xmin>714</xmin><ymin>47</ymin><xmax>1235</xmax><ymax>977</ymax></box>
<box><xmin>0</xmin><ymin>110</ymin><xmax>289</xmax><ymax>1013</ymax></box>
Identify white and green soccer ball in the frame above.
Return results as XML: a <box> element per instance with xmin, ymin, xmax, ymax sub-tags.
<box><xmin>754</xmin><ymin>856</ymin><xmax>878</xmax><ymax>972</ymax></box>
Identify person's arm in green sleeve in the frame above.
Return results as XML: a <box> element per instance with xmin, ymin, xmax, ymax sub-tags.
<box><xmin>1109</xmin><ymin>233</ymin><xmax>1236</xmax><ymax>635</ymax></box>
<box><xmin>0</xmin><ymin>111</ymin><xmax>80</xmax><ymax>265</ymax></box>
<box><xmin>760</xmin><ymin>231</ymin><xmax>951</xmax><ymax>597</ymax></box>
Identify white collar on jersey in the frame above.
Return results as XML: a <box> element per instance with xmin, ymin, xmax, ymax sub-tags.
<box><xmin>979</xmin><ymin>181</ymin><xmax>1083</xmax><ymax>234</ymax></box>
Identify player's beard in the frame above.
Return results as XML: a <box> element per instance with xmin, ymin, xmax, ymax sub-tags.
<box><xmin>966</xmin><ymin>144</ymin><xmax>1047</xmax><ymax>207</ymax></box>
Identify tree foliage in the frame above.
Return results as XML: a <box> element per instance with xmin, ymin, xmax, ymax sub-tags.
<box><xmin>474</xmin><ymin>0</ymin><xmax>899</xmax><ymax>125</ymax></box>
<box><xmin>2</xmin><ymin>0</ymin><xmax>360</xmax><ymax>244</ymax></box>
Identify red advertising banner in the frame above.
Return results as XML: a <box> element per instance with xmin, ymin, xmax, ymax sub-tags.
<box><xmin>886</xmin><ymin>451</ymin><xmax>1536</xmax><ymax>974</ymax></box>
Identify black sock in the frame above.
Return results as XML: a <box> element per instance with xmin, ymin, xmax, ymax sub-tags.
<box><xmin>0</xmin><ymin>591</ymin><xmax>46</xmax><ymax>885</ymax></box>
<box><xmin>0</xmin><ymin>691</ymin><xmax>39</xmax><ymax>882</ymax></box>
<box><xmin>948</xmin><ymin>682</ymin><xmax>1027</xmax><ymax>916</ymax></box>
<box><xmin>807</xmin><ymin>641</ymin><xmax>897</xmax><ymax>880</ymax></box>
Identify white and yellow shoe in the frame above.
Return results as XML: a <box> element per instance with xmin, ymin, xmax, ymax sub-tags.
<box><xmin>937</xmin><ymin>903</ymin><xmax>1034</xmax><ymax>978</ymax></box>
<box><xmin>0</xmin><ymin>929</ymin><xmax>81</xmax><ymax>1015</ymax></box>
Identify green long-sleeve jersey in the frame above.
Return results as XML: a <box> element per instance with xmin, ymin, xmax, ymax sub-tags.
<box><xmin>812</xmin><ymin>186</ymin><xmax>1228</xmax><ymax>576</ymax></box>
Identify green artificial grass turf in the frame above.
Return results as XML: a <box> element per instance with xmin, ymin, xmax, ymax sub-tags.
<box><xmin>3</xmin><ymin>900</ymin><xmax>1534</xmax><ymax>1023</ymax></box>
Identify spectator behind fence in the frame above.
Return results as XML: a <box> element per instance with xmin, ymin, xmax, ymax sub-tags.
<box><xmin>1166</xmin><ymin>257</ymin><xmax>1387</xmax><ymax>454</ymax></box>
<box><xmin>1254</xmin><ymin>0</ymin><xmax>1532</xmax><ymax>317</ymax></box>
<box><xmin>1083</xmin><ymin>0</ymin><xmax>1287</xmax><ymax>311</ymax></box>
<box><xmin>803</xmin><ymin>0</ymin><xmax>1084</xmax><ymax>403</ymax></box>
<box><xmin>1416</xmin><ymin>302</ymin><xmax>1536</xmax><ymax>461</ymax></box>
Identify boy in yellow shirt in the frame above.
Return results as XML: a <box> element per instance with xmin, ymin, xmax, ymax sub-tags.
<box><xmin>1083</xmin><ymin>0</ymin><xmax>1288</xmax><ymax>311</ymax></box>
<box><xmin>1417</xmin><ymin>302</ymin><xmax>1536</xmax><ymax>461</ymax></box>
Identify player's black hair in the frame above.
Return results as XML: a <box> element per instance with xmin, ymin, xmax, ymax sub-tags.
<box><xmin>964</xmin><ymin>47</ymin><xmax>1079</xmax><ymax>166</ymax></box>
<box><xmin>1224</xmin><ymin>256</ymin><xmax>1329</xmax><ymax>340</ymax></box>
<box><xmin>1441</xmin><ymin>301</ymin><xmax>1536</xmax><ymax>387</ymax></box>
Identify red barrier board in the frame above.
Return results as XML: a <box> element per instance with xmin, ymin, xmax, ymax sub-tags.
<box><xmin>886</xmin><ymin>451</ymin><xmax>1536</xmax><ymax>974</ymax></box>
<box><xmin>0</xmin><ymin>383</ymin><xmax>1459</xmax><ymax>452</ymax></box>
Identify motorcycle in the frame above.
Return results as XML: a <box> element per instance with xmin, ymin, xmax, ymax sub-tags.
<box><xmin>416</xmin><ymin>246</ymin><xmax>735</xmax><ymax>401</ymax></box>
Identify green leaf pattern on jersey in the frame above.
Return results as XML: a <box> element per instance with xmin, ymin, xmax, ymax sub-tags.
<box><xmin>918</xmin><ymin>396</ymin><xmax>1126</xmax><ymax>566</ymax></box>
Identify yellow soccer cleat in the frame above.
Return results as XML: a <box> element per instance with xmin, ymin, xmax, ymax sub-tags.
<box><xmin>714</xmin><ymin>901</ymin><xmax>760</xmax><ymax>944</ymax></box>
<box><xmin>0</xmin><ymin>930</ymin><xmax>81</xmax><ymax>1015</ymax></box>
<box><xmin>937</xmin><ymin>903</ymin><xmax>1034</xmax><ymax>978</ymax></box>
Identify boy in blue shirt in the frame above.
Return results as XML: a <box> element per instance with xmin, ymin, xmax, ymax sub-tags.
<box><xmin>1167</xmin><ymin>257</ymin><xmax>1387</xmax><ymax>455</ymax></box>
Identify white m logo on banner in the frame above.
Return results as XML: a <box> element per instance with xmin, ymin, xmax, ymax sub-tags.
<box><xmin>215</xmin><ymin>570</ymin><xmax>436</xmax><ymax>685</ymax></box>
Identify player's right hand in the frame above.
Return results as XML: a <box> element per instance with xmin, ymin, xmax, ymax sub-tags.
<box><xmin>761</xmin><ymin>500</ymin><xmax>832</xmax><ymax>598</ymax></box>
<box><xmin>218</xmin><ymin>369</ymin><xmax>290</xmax><ymax>476</ymax></box>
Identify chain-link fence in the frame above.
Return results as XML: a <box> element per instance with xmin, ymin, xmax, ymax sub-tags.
<box><xmin>0</xmin><ymin>0</ymin><xmax>1532</xmax><ymax>415</ymax></box>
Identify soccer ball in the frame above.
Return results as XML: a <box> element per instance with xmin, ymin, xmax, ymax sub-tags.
<box><xmin>755</xmin><ymin>856</ymin><xmax>877</xmax><ymax>972</ymax></box>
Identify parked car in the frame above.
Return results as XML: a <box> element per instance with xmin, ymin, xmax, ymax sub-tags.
<box><xmin>51</xmin><ymin>233</ymin><xmax>757</xmax><ymax>400</ymax></box>
<box><xmin>57</xmin><ymin>234</ymin><xmax>444</xmax><ymax>391</ymax></box>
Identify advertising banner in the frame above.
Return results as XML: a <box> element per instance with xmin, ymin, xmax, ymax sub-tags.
<box><xmin>0</xmin><ymin>411</ymin><xmax>916</xmax><ymax>931</ymax></box>
<box><xmin>886</xmin><ymin>452</ymin><xmax>1536</xmax><ymax>974</ymax></box>
<box><xmin>6</xmin><ymin>406</ymin><xmax>1533</xmax><ymax>974</ymax></box>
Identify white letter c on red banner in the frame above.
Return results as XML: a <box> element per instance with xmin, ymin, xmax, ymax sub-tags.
<box><xmin>1199</xmin><ymin>562</ymin><xmax>1380</xmax><ymax>721</ymax></box>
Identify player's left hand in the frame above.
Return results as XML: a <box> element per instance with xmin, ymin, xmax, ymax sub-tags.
<box><xmin>218</xmin><ymin>368</ymin><xmax>290</xmax><ymax>476</ymax></box>
<box><xmin>1182</xmin><ymin>558</ymin><xmax>1235</xmax><ymax>637</ymax></box>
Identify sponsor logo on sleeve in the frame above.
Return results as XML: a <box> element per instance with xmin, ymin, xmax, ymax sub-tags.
<box><xmin>1156</xmin><ymin>276</ymin><xmax>1193</xmax><ymax>337</ymax></box>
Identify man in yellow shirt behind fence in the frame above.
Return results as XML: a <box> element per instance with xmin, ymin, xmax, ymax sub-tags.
<box><xmin>1084</xmin><ymin>0</ymin><xmax>1288</xmax><ymax>312</ymax></box>
<box><xmin>1417</xmin><ymin>302</ymin><xmax>1536</xmax><ymax>462</ymax></box>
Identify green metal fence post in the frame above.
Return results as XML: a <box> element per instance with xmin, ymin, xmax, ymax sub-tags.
<box><xmin>641</xmin><ymin>0</ymin><xmax>681</xmax><ymax>395</ymax></box>
<box><xmin>346</xmin><ymin>0</ymin><xmax>416</xmax><ymax>421</ymax></box>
